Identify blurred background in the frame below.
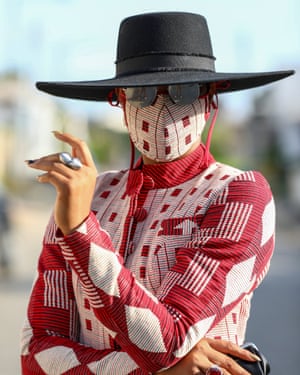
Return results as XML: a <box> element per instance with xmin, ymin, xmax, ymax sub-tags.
<box><xmin>0</xmin><ymin>0</ymin><xmax>299</xmax><ymax>374</ymax></box>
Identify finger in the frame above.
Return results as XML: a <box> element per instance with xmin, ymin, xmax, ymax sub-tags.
<box><xmin>26</xmin><ymin>157</ymin><xmax>77</xmax><ymax>177</ymax></box>
<box><xmin>186</xmin><ymin>352</ymin><xmax>214</xmax><ymax>375</ymax></box>
<box><xmin>27</xmin><ymin>151</ymin><xmax>87</xmax><ymax>174</ymax></box>
<box><xmin>221</xmin><ymin>369</ymin><xmax>231</xmax><ymax>375</ymax></box>
<box><xmin>206</xmin><ymin>351</ymin><xmax>251</xmax><ymax>375</ymax></box>
<box><xmin>26</xmin><ymin>153</ymin><xmax>61</xmax><ymax>166</ymax></box>
<box><xmin>36</xmin><ymin>171</ymin><xmax>69</xmax><ymax>189</ymax></box>
<box><xmin>221</xmin><ymin>358</ymin><xmax>251</xmax><ymax>375</ymax></box>
<box><xmin>26</xmin><ymin>152</ymin><xmax>70</xmax><ymax>168</ymax></box>
<box><xmin>173</xmin><ymin>348</ymin><xmax>212</xmax><ymax>375</ymax></box>
<box><xmin>205</xmin><ymin>338</ymin><xmax>259</xmax><ymax>362</ymax></box>
<box><xmin>52</xmin><ymin>131</ymin><xmax>95</xmax><ymax>167</ymax></box>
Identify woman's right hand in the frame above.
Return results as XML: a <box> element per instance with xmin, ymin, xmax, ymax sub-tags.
<box><xmin>155</xmin><ymin>337</ymin><xmax>260</xmax><ymax>375</ymax></box>
<box><xmin>26</xmin><ymin>131</ymin><xmax>98</xmax><ymax>235</ymax></box>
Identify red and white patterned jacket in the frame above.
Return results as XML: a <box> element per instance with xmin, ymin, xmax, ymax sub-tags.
<box><xmin>21</xmin><ymin>144</ymin><xmax>275</xmax><ymax>374</ymax></box>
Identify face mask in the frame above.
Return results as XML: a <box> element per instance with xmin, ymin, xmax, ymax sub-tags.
<box><xmin>124</xmin><ymin>94</ymin><xmax>207</xmax><ymax>162</ymax></box>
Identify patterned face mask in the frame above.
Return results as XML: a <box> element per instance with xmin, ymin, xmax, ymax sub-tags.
<box><xmin>124</xmin><ymin>94</ymin><xmax>207</xmax><ymax>162</ymax></box>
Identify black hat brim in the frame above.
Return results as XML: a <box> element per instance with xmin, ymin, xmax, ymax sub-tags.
<box><xmin>36</xmin><ymin>69</ymin><xmax>295</xmax><ymax>101</ymax></box>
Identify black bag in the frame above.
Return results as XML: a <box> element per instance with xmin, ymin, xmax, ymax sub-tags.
<box><xmin>231</xmin><ymin>343</ymin><xmax>270</xmax><ymax>375</ymax></box>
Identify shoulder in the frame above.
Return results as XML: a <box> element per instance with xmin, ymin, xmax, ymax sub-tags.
<box><xmin>208</xmin><ymin>162</ymin><xmax>271</xmax><ymax>189</ymax></box>
<box><xmin>207</xmin><ymin>162</ymin><xmax>273</xmax><ymax>206</ymax></box>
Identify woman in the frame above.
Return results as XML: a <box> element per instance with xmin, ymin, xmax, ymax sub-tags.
<box><xmin>21</xmin><ymin>12</ymin><xmax>294</xmax><ymax>375</ymax></box>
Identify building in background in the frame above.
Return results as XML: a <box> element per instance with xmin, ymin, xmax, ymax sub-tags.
<box><xmin>0</xmin><ymin>75</ymin><xmax>88</xmax><ymax>192</ymax></box>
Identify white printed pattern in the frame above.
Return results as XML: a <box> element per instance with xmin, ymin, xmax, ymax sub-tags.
<box><xmin>88</xmin><ymin>242</ymin><xmax>121</xmax><ymax>298</ymax></box>
<box><xmin>216</xmin><ymin>202</ymin><xmax>253</xmax><ymax>242</ymax></box>
<box><xmin>235</xmin><ymin>170</ymin><xmax>256</xmax><ymax>182</ymax></box>
<box><xmin>173</xmin><ymin>315</ymin><xmax>216</xmax><ymax>358</ymax></box>
<box><xmin>34</xmin><ymin>346</ymin><xmax>80</xmax><ymax>374</ymax></box>
<box><xmin>20</xmin><ymin>318</ymin><xmax>33</xmax><ymax>356</ymax></box>
<box><xmin>125</xmin><ymin>305</ymin><xmax>167</xmax><ymax>353</ymax></box>
<box><xmin>261</xmin><ymin>198</ymin><xmax>275</xmax><ymax>246</ymax></box>
<box><xmin>87</xmin><ymin>351</ymin><xmax>139</xmax><ymax>374</ymax></box>
<box><xmin>44</xmin><ymin>270</ymin><xmax>69</xmax><ymax>309</ymax></box>
<box><xmin>222</xmin><ymin>256</ymin><xmax>256</xmax><ymax>307</ymax></box>
<box><xmin>177</xmin><ymin>252</ymin><xmax>220</xmax><ymax>296</ymax></box>
<box><xmin>60</xmin><ymin>242</ymin><xmax>105</xmax><ymax>309</ymax></box>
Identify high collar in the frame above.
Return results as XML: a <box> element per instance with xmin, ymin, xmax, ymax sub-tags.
<box><xmin>141</xmin><ymin>143</ymin><xmax>214</xmax><ymax>189</ymax></box>
<box><xmin>125</xmin><ymin>143</ymin><xmax>214</xmax><ymax>196</ymax></box>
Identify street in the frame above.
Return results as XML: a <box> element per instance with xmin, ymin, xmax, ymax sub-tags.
<box><xmin>247</xmin><ymin>228</ymin><xmax>300</xmax><ymax>374</ymax></box>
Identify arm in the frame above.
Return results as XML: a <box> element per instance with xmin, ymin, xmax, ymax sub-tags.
<box><xmin>154</xmin><ymin>338</ymin><xmax>260</xmax><ymax>375</ymax></box>
<box><xmin>56</xmin><ymin>171</ymin><xmax>274</xmax><ymax>373</ymax></box>
<box><xmin>21</xmin><ymin>218</ymin><xmax>145</xmax><ymax>375</ymax></box>
<box><xmin>21</xmin><ymin>220</ymin><xmax>256</xmax><ymax>375</ymax></box>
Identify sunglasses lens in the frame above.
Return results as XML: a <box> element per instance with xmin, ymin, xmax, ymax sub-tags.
<box><xmin>168</xmin><ymin>83</ymin><xmax>200</xmax><ymax>105</ymax></box>
<box><xmin>124</xmin><ymin>84</ymin><xmax>207</xmax><ymax>108</ymax></box>
<box><xmin>125</xmin><ymin>87</ymin><xmax>157</xmax><ymax>108</ymax></box>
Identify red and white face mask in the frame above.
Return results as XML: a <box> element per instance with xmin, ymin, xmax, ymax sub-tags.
<box><xmin>123</xmin><ymin>94</ymin><xmax>207</xmax><ymax>162</ymax></box>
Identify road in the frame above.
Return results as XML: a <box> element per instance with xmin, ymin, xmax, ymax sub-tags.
<box><xmin>247</xmin><ymin>228</ymin><xmax>300</xmax><ymax>374</ymax></box>
<box><xmin>0</xmin><ymin>198</ymin><xmax>299</xmax><ymax>375</ymax></box>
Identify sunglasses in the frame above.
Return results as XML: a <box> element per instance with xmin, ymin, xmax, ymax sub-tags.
<box><xmin>123</xmin><ymin>83</ymin><xmax>208</xmax><ymax>108</ymax></box>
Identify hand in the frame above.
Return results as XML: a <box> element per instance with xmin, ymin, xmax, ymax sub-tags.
<box><xmin>26</xmin><ymin>131</ymin><xmax>97</xmax><ymax>235</ymax></box>
<box><xmin>155</xmin><ymin>338</ymin><xmax>259</xmax><ymax>375</ymax></box>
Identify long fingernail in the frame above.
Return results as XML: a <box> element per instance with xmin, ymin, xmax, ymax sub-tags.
<box><xmin>25</xmin><ymin>159</ymin><xmax>37</xmax><ymax>165</ymax></box>
<box><xmin>250</xmin><ymin>353</ymin><xmax>261</xmax><ymax>361</ymax></box>
<box><xmin>52</xmin><ymin>130</ymin><xmax>63</xmax><ymax>137</ymax></box>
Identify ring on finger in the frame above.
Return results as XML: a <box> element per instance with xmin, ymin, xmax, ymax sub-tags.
<box><xmin>59</xmin><ymin>152</ymin><xmax>83</xmax><ymax>170</ymax></box>
<box><xmin>67</xmin><ymin>157</ymin><xmax>82</xmax><ymax>170</ymax></box>
<box><xmin>206</xmin><ymin>365</ymin><xmax>223</xmax><ymax>375</ymax></box>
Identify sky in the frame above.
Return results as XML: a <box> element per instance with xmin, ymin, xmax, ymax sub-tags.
<box><xmin>0</xmin><ymin>0</ymin><xmax>299</xmax><ymax>117</ymax></box>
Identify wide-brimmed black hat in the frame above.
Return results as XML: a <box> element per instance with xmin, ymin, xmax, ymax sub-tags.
<box><xmin>36</xmin><ymin>12</ymin><xmax>294</xmax><ymax>101</ymax></box>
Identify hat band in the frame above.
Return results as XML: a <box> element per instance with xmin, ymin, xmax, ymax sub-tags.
<box><xmin>116</xmin><ymin>54</ymin><xmax>216</xmax><ymax>77</ymax></box>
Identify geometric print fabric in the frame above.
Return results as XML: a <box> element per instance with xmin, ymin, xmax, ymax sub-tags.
<box><xmin>21</xmin><ymin>156</ymin><xmax>275</xmax><ymax>374</ymax></box>
<box><xmin>34</xmin><ymin>346</ymin><xmax>81</xmax><ymax>374</ymax></box>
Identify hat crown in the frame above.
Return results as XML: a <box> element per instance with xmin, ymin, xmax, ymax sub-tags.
<box><xmin>116</xmin><ymin>12</ymin><xmax>216</xmax><ymax>77</ymax></box>
<box><xmin>117</xmin><ymin>12</ymin><xmax>214</xmax><ymax>60</ymax></box>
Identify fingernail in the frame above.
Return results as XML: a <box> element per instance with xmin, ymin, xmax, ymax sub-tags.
<box><xmin>25</xmin><ymin>159</ymin><xmax>37</xmax><ymax>165</ymax></box>
<box><xmin>52</xmin><ymin>130</ymin><xmax>63</xmax><ymax>136</ymax></box>
<box><xmin>250</xmin><ymin>353</ymin><xmax>261</xmax><ymax>361</ymax></box>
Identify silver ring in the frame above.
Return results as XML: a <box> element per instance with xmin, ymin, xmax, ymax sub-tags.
<box><xmin>206</xmin><ymin>365</ymin><xmax>223</xmax><ymax>375</ymax></box>
<box><xmin>59</xmin><ymin>152</ymin><xmax>82</xmax><ymax>170</ymax></box>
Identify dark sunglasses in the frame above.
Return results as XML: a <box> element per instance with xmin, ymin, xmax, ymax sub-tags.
<box><xmin>123</xmin><ymin>83</ymin><xmax>208</xmax><ymax>108</ymax></box>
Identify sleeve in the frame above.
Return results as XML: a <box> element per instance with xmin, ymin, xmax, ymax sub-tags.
<box><xmin>56</xmin><ymin>171</ymin><xmax>275</xmax><ymax>373</ymax></box>
<box><xmin>20</xmin><ymin>217</ymin><xmax>146</xmax><ymax>375</ymax></box>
